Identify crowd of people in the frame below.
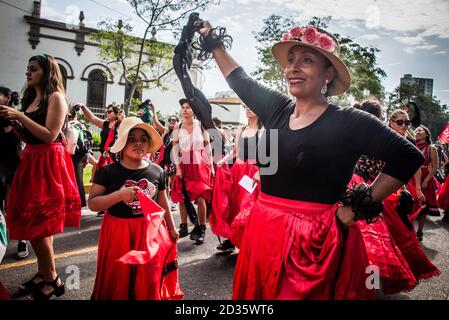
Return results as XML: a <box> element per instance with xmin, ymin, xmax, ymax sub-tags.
<box><xmin>0</xmin><ymin>21</ymin><xmax>448</xmax><ymax>301</ymax></box>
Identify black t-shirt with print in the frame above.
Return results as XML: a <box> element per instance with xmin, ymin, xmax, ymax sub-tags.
<box><xmin>93</xmin><ymin>161</ymin><xmax>166</xmax><ymax>219</ymax></box>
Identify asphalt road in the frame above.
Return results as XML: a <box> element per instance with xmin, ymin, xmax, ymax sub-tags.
<box><xmin>1</xmin><ymin>208</ymin><xmax>448</xmax><ymax>300</ymax></box>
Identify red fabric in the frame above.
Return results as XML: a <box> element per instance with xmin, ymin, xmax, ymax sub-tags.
<box><xmin>171</xmin><ymin>150</ymin><xmax>213</xmax><ymax>203</ymax></box>
<box><xmin>438</xmin><ymin>123</ymin><xmax>449</xmax><ymax>144</ymax></box>
<box><xmin>6</xmin><ymin>143</ymin><xmax>81</xmax><ymax>240</ymax></box>
<box><xmin>209</xmin><ymin>160</ymin><xmax>260</xmax><ymax>247</ymax></box>
<box><xmin>438</xmin><ymin>176</ymin><xmax>449</xmax><ymax>211</ymax></box>
<box><xmin>209</xmin><ymin>164</ymin><xmax>233</xmax><ymax>238</ymax></box>
<box><xmin>156</xmin><ymin>145</ymin><xmax>165</xmax><ymax>165</ymax></box>
<box><xmin>342</xmin><ymin>175</ymin><xmax>417</xmax><ymax>295</ymax></box>
<box><xmin>0</xmin><ymin>281</ymin><xmax>10</xmax><ymax>300</ymax></box>
<box><xmin>383</xmin><ymin>193</ymin><xmax>441</xmax><ymax>280</ymax></box>
<box><xmin>233</xmin><ymin>192</ymin><xmax>356</xmax><ymax>300</ymax></box>
<box><xmin>91</xmin><ymin>212</ymin><xmax>183</xmax><ymax>300</ymax></box>
<box><xmin>97</xmin><ymin>127</ymin><xmax>117</xmax><ymax>169</ymax></box>
<box><xmin>420</xmin><ymin>167</ymin><xmax>439</xmax><ymax>215</ymax></box>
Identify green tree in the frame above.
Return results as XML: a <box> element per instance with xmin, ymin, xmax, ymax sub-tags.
<box><xmin>90</xmin><ymin>0</ymin><xmax>219</xmax><ymax>114</ymax></box>
<box><xmin>388</xmin><ymin>83</ymin><xmax>449</xmax><ymax>139</ymax></box>
<box><xmin>252</xmin><ymin>15</ymin><xmax>386</xmax><ymax>102</ymax></box>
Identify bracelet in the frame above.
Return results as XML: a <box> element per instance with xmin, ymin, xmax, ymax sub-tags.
<box><xmin>342</xmin><ymin>183</ymin><xmax>383</xmax><ymax>224</ymax></box>
<box><xmin>192</xmin><ymin>27</ymin><xmax>233</xmax><ymax>61</ymax></box>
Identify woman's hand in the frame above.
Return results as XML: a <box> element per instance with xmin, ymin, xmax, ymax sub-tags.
<box><xmin>0</xmin><ymin>105</ymin><xmax>23</xmax><ymax>121</ymax></box>
<box><xmin>119</xmin><ymin>186</ymin><xmax>139</xmax><ymax>204</ymax></box>
<box><xmin>176</xmin><ymin>166</ymin><xmax>183</xmax><ymax>178</ymax></box>
<box><xmin>217</xmin><ymin>159</ymin><xmax>225</xmax><ymax>167</ymax></box>
<box><xmin>252</xmin><ymin>171</ymin><xmax>260</xmax><ymax>188</ymax></box>
<box><xmin>169</xmin><ymin>227</ymin><xmax>180</xmax><ymax>242</ymax></box>
<box><xmin>198</xmin><ymin>20</ymin><xmax>213</xmax><ymax>36</ymax></box>
<box><xmin>416</xmin><ymin>188</ymin><xmax>426</xmax><ymax>203</ymax></box>
<box><xmin>336</xmin><ymin>205</ymin><xmax>355</xmax><ymax>228</ymax></box>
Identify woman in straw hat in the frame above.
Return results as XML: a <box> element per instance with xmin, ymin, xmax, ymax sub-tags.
<box><xmin>88</xmin><ymin>117</ymin><xmax>182</xmax><ymax>300</ymax></box>
<box><xmin>196</xmin><ymin>23</ymin><xmax>424</xmax><ymax>299</ymax></box>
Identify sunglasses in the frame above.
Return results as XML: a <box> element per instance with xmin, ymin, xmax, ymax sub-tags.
<box><xmin>392</xmin><ymin>119</ymin><xmax>411</xmax><ymax>126</ymax></box>
<box><xmin>168</xmin><ymin>119</ymin><xmax>178</xmax><ymax>123</ymax></box>
<box><xmin>106</xmin><ymin>110</ymin><xmax>114</xmax><ymax>114</ymax></box>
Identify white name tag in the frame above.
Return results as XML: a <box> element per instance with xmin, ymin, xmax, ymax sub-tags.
<box><xmin>239</xmin><ymin>175</ymin><xmax>257</xmax><ymax>194</ymax></box>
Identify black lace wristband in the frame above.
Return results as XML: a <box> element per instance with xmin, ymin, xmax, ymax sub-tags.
<box><xmin>342</xmin><ymin>183</ymin><xmax>383</xmax><ymax>224</ymax></box>
<box><xmin>193</xmin><ymin>27</ymin><xmax>233</xmax><ymax>61</ymax></box>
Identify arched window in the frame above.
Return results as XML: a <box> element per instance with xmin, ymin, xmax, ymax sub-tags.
<box><xmin>58</xmin><ymin>64</ymin><xmax>68</xmax><ymax>90</ymax></box>
<box><xmin>87</xmin><ymin>69</ymin><xmax>107</xmax><ymax>118</ymax></box>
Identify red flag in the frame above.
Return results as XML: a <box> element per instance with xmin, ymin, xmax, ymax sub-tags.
<box><xmin>117</xmin><ymin>190</ymin><xmax>165</xmax><ymax>265</ymax></box>
<box><xmin>439</xmin><ymin>124</ymin><xmax>449</xmax><ymax>144</ymax></box>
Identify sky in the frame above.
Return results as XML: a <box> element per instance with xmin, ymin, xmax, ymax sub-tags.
<box><xmin>38</xmin><ymin>0</ymin><xmax>449</xmax><ymax>106</ymax></box>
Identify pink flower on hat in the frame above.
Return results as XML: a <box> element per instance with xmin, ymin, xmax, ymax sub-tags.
<box><xmin>303</xmin><ymin>26</ymin><xmax>319</xmax><ymax>44</ymax></box>
<box><xmin>282</xmin><ymin>32</ymin><xmax>290</xmax><ymax>41</ymax></box>
<box><xmin>317</xmin><ymin>33</ymin><xmax>335</xmax><ymax>52</ymax></box>
<box><xmin>289</xmin><ymin>27</ymin><xmax>303</xmax><ymax>40</ymax></box>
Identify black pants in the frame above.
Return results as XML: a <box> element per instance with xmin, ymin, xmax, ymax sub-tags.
<box><xmin>72</xmin><ymin>154</ymin><xmax>87</xmax><ymax>207</ymax></box>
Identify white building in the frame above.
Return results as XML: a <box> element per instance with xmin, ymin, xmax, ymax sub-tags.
<box><xmin>400</xmin><ymin>74</ymin><xmax>434</xmax><ymax>97</ymax></box>
<box><xmin>0</xmin><ymin>0</ymin><xmax>204</xmax><ymax>133</ymax></box>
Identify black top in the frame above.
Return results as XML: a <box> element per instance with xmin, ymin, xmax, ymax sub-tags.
<box><xmin>22</xmin><ymin>109</ymin><xmax>62</xmax><ymax>145</ymax></box>
<box><xmin>238</xmin><ymin>130</ymin><xmax>258</xmax><ymax>162</ymax></box>
<box><xmin>93</xmin><ymin>161</ymin><xmax>166</xmax><ymax>219</ymax></box>
<box><xmin>100</xmin><ymin>121</ymin><xmax>119</xmax><ymax>153</ymax></box>
<box><xmin>226</xmin><ymin>67</ymin><xmax>424</xmax><ymax>203</ymax></box>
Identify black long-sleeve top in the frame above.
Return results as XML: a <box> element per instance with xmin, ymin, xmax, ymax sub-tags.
<box><xmin>226</xmin><ymin>67</ymin><xmax>424</xmax><ymax>203</ymax></box>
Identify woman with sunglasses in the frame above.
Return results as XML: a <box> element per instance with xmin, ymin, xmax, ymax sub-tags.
<box><xmin>385</xmin><ymin>110</ymin><xmax>440</xmax><ymax>280</ymax></box>
<box><xmin>414</xmin><ymin>125</ymin><xmax>439</xmax><ymax>240</ymax></box>
<box><xmin>78</xmin><ymin>103</ymin><xmax>120</xmax><ymax>170</ymax></box>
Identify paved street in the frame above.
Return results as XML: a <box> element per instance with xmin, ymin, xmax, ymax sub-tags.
<box><xmin>0</xmin><ymin>207</ymin><xmax>448</xmax><ymax>300</ymax></box>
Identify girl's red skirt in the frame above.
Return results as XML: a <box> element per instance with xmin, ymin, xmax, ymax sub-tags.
<box><xmin>209</xmin><ymin>160</ymin><xmax>259</xmax><ymax>248</ymax></box>
<box><xmin>232</xmin><ymin>192</ymin><xmax>375</xmax><ymax>300</ymax></box>
<box><xmin>6</xmin><ymin>143</ymin><xmax>81</xmax><ymax>240</ymax></box>
<box><xmin>171</xmin><ymin>150</ymin><xmax>212</xmax><ymax>203</ymax></box>
<box><xmin>438</xmin><ymin>175</ymin><xmax>449</xmax><ymax>211</ymax></box>
<box><xmin>91</xmin><ymin>212</ymin><xmax>183</xmax><ymax>300</ymax></box>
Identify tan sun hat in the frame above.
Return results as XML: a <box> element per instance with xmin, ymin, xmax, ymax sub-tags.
<box><xmin>271</xmin><ymin>26</ymin><xmax>351</xmax><ymax>96</ymax></box>
<box><xmin>110</xmin><ymin>117</ymin><xmax>162</xmax><ymax>154</ymax></box>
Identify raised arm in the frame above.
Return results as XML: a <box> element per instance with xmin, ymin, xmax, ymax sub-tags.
<box><xmin>200</xmin><ymin>22</ymin><xmax>291</xmax><ymax>125</ymax></box>
<box><xmin>150</xmin><ymin>103</ymin><xmax>168</xmax><ymax>135</ymax></box>
<box><xmin>79</xmin><ymin>103</ymin><xmax>104</xmax><ymax>129</ymax></box>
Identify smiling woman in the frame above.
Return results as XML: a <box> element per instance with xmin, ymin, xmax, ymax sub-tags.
<box><xmin>194</xmin><ymin>21</ymin><xmax>425</xmax><ymax>300</ymax></box>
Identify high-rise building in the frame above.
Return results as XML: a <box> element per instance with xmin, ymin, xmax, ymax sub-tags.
<box><xmin>400</xmin><ymin>74</ymin><xmax>434</xmax><ymax>97</ymax></box>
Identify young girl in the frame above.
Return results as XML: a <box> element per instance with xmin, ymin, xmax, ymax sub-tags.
<box><xmin>0</xmin><ymin>54</ymin><xmax>81</xmax><ymax>300</ymax></box>
<box><xmin>89</xmin><ymin>117</ymin><xmax>183</xmax><ymax>300</ymax></box>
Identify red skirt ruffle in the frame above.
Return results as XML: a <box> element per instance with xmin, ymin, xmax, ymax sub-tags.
<box><xmin>342</xmin><ymin>175</ymin><xmax>417</xmax><ymax>295</ymax></box>
<box><xmin>383</xmin><ymin>193</ymin><xmax>441</xmax><ymax>280</ymax></box>
<box><xmin>171</xmin><ymin>150</ymin><xmax>212</xmax><ymax>203</ymax></box>
<box><xmin>6</xmin><ymin>143</ymin><xmax>81</xmax><ymax>240</ymax></box>
<box><xmin>438</xmin><ymin>176</ymin><xmax>449</xmax><ymax>211</ymax></box>
<box><xmin>91</xmin><ymin>212</ymin><xmax>183</xmax><ymax>300</ymax></box>
<box><xmin>232</xmin><ymin>193</ymin><xmax>373</xmax><ymax>300</ymax></box>
<box><xmin>209</xmin><ymin>160</ymin><xmax>259</xmax><ymax>247</ymax></box>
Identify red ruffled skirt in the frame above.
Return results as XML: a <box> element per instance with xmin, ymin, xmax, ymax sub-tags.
<box><xmin>420</xmin><ymin>167</ymin><xmax>439</xmax><ymax>215</ymax></box>
<box><xmin>383</xmin><ymin>193</ymin><xmax>441</xmax><ymax>280</ymax></box>
<box><xmin>342</xmin><ymin>175</ymin><xmax>417</xmax><ymax>295</ymax></box>
<box><xmin>6</xmin><ymin>143</ymin><xmax>81</xmax><ymax>240</ymax></box>
<box><xmin>171</xmin><ymin>150</ymin><xmax>212</xmax><ymax>203</ymax></box>
<box><xmin>91</xmin><ymin>212</ymin><xmax>183</xmax><ymax>300</ymax></box>
<box><xmin>232</xmin><ymin>192</ymin><xmax>374</xmax><ymax>300</ymax></box>
<box><xmin>438</xmin><ymin>175</ymin><xmax>449</xmax><ymax>211</ymax></box>
<box><xmin>209</xmin><ymin>160</ymin><xmax>259</xmax><ymax>248</ymax></box>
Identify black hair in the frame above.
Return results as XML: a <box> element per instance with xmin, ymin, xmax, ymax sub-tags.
<box><xmin>0</xmin><ymin>87</ymin><xmax>19</xmax><ymax>107</ymax></box>
<box><xmin>353</xmin><ymin>100</ymin><xmax>383</xmax><ymax>120</ymax></box>
<box><xmin>213</xmin><ymin>117</ymin><xmax>222</xmax><ymax>128</ymax></box>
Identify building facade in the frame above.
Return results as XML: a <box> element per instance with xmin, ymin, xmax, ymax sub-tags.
<box><xmin>0</xmin><ymin>0</ymin><xmax>204</xmax><ymax>133</ymax></box>
<box><xmin>400</xmin><ymin>74</ymin><xmax>434</xmax><ymax>97</ymax></box>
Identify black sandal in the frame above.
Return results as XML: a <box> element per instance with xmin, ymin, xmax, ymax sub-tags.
<box><xmin>18</xmin><ymin>273</ymin><xmax>45</xmax><ymax>295</ymax></box>
<box><xmin>32</xmin><ymin>275</ymin><xmax>65</xmax><ymax>300</ymax></box>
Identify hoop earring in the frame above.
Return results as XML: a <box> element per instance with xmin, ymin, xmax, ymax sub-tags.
<box><xmin>321</xmin><ymin>80</ymin><xmax>329</xmax><ymax>95</ymax></box>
